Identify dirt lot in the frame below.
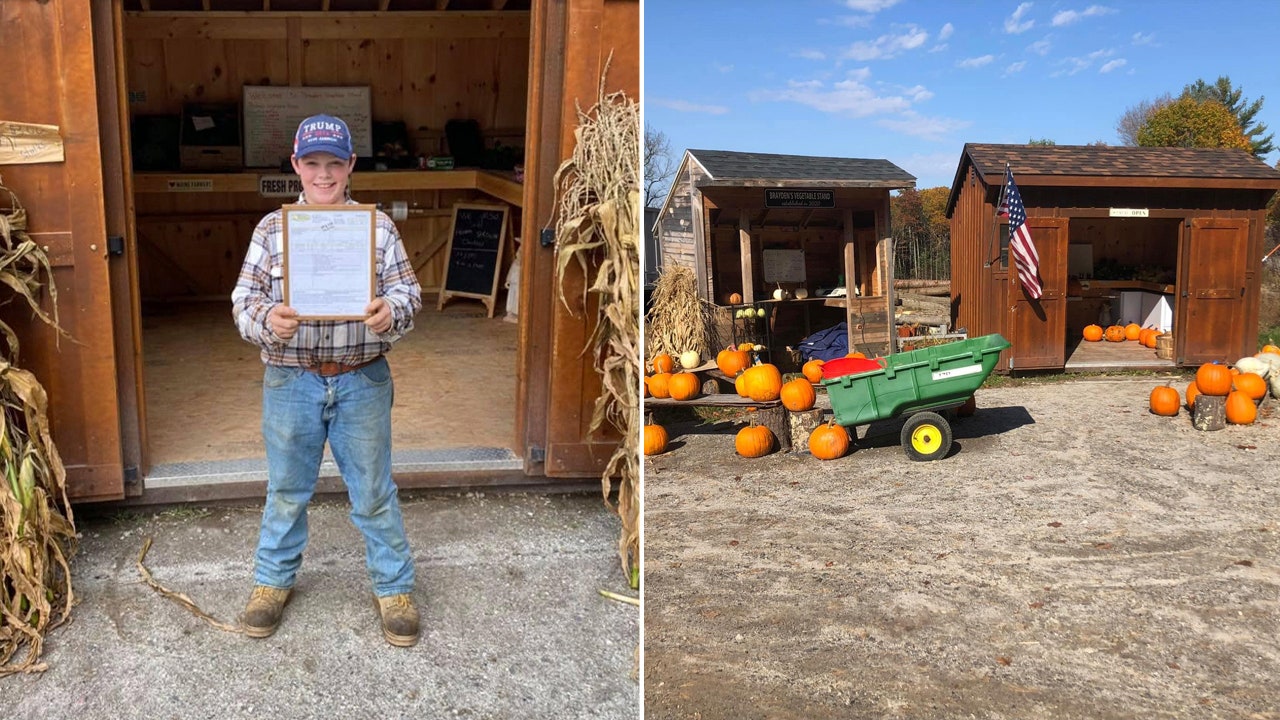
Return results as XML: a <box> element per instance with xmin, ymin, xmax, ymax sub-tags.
<box><xmin>643</xmin><ymin>375</ymin><xmax>1280</xmax><ymax>719</ymax></box>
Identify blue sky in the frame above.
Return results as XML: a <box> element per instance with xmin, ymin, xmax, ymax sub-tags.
<box><xmin>643</xmin><ymin>0</ymin><xmax>1280</xmax><ymax>194</ymax></box>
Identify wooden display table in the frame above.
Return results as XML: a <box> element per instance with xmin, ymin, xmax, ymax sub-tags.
<box><xmin>646</xmin><ymin>394</ymin><xmax>792</xmax><ymax>451</ymax></box>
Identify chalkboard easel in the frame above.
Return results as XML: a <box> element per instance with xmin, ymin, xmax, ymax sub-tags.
<box><xmin>438</xmin><ymin>203</ymin><xmax>509</xmax><ymax>317</ymax></box>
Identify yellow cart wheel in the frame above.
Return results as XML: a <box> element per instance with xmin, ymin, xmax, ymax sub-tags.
<box><xmin>900</xmin><ymin>411</ymin><xmax>952</xmax><ymax>462</ymax></box>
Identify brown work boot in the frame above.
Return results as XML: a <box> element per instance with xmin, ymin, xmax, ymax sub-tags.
<box><xmin>372</xmin><ymin>593</ymin><xmax>420</xmax><ymax>647</ymax></box>
<box><xmin>242</xmin><ymin>585</ymin><xmax>292</xmax><ymax>638</ymax></box>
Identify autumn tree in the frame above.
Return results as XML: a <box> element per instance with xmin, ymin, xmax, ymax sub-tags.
<box><xmin>1183</xmin><ymin>75</ymin><xmax>1274</xmax><ymax>157</ymax></box>
<box><xmin>1136</xmin><ymin>97</ymin><xmax>1250</xmax><ymax>151</ymax></box>
<box><xmin>644</xmin><ymin>124</ymin><xmax>677</xmax><ymax>207</ymax></box>
<box><xmin>891</xmin><ymin>187</ymin><xmax>951</xmax><ymax>280</ymax></box>
<box><xmin>1116</xmin><ymin>93</ymin><xmax>1173</xmax><ymax>146</ymax></box>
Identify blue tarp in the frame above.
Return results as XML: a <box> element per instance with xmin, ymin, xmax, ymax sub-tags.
<box><xmin>797</xmin><ymin>322</ymin><xmax>849</xmax><ymax>362</ymax></box>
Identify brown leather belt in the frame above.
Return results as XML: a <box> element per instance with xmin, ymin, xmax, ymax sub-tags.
<box><xmin>304</xmin><ymin>357</ymin><xmax>380</xmax><ymax>377</ymax></box>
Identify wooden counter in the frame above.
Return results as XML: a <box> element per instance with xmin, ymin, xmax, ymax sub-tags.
<box><xmin>133</xmin><ymin>169</ymin><xmax>524</xmax><ymax>207</ymax></box>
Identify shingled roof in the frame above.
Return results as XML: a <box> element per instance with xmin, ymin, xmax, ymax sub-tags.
<box><xmin>688</xmin><ymin>149</ymin><xmax>916</xmax><ymax>189</ymax></box>
<box><xmin>947</xmin><ymin>143</ymin><xmax>1280</xmax><ymax>216</ymax></box>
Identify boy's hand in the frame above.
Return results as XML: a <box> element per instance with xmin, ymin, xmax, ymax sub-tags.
<box><xmin>267</xmin><ymin>304</ymin><xmax>300</xmax><ymax>340</ymax></box>
<box><xmin>364</xmin><ymin>298</ymin><xmax>392</xmax><ymax>334</ymax></box>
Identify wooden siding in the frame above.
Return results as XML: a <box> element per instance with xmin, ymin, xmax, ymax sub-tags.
<box><xmin>655</xmin><ymin>163</ymin><xmax>697</xmax><ymax>279</ymax></box>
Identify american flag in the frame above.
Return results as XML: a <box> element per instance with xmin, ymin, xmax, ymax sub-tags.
<box><xmin>997</xmin><ymin>165</ymin><xmax>1043</xmax><ymax>300</ymax></box>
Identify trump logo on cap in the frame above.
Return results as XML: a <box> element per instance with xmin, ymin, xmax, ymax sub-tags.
<box><xmin>293</xmin><ymin>114</ymin><xmax>353</xmax><ymax>160</ymax></box>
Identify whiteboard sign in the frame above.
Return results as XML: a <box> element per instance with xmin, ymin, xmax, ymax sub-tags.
<box><xmin>762</xmin><ymin>248</ymin><xmax>806</xmax><ymax>283</ymax></box>
<box><xmin>242</xmin><ymin>86</ymin><xmax>372</xmax><ymax>168</ymax></box>
<box><xmin>1109</xmin><ymin>208</ymin><xmax>1149</xmax><ymax>217</ymax></box>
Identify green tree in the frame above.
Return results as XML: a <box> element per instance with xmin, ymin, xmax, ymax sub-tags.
<box><xmin>1136</xmin><ymin>97</ymin><xmax>1250</xmax><ymax>151</ymax></box>
<box><xmin>1183</xmin><ymin>75</ymin><xmax>1274</xmax><ymax>157</ymax></box>
<box><xmin>1027</xmin><ymin>137</ymin><xmax>1056</xmax><ymax>146</ymax></box>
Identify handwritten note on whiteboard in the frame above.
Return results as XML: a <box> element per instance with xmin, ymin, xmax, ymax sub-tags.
<box><xmin>242</xmin><ymin>86</ymin><xmax>373</xmax><ymax>168</ymax></box>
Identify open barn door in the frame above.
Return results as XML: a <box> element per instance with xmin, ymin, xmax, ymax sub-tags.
<box><xmin>1007</xmin><ymin>217</ymin><xmax>1067</xmax><ymax>370</ymax></box>
<box><xmin>1180</xmin><ymin>218</ymin><xmax>1250</xmax><ymax>365</ymax></box>
<box><xmin>0</xmin><ymin>2</ymin><xmax>125</xmax><ymax>501</ymax></box>
<box><xmin>519</xmin><ymin>0</ymin><xmax>639</xmax><ymax>477</ymax></box>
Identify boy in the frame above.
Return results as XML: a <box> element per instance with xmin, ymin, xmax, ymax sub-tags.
<box><xmin>231</xmin><ymin>114</ymin><xmax>423</xmax><ymax>647</ymax></box>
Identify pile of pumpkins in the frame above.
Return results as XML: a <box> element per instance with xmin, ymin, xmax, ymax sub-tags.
<box><xmin>1083</xmin><ymin>322</ymin><xmax>1164</xmax><ymax>348</ymax></box>
<box><xmin>1148</xmin><ymin>344</ymin><xmax>1280</xmax><ymax>425</ymax></box>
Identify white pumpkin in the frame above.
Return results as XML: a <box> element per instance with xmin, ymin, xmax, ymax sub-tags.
<box><xmin>679</xmin><ymin>350</ymin><xmax>700</xmax><ymax>369</ymax></box>
<box><xmin>1233</xmin><ymin>356</ymin><xmax>1270</xmax><ymax>379</ymax></box>
<box><xmin>772</xmin><ymin>287</ymin><xmax>787</xmax><ymax>301</ymax></box>
<box><xmin>794</xmin><ymin>288</ymin><xmax>810</xmax><ymax>300</ymax></box>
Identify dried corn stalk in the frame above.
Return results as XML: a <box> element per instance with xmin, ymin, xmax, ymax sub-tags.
<box><xmin>0</xmin><ymin>179</ymin><xmax>75</xmax><ymax>676</ymax></box>
<box><xmin>553</xmin><ymin>65</ymin><xmax>641</xmax><ymax>587</ymax></box>
<box><xmin>644</xmin><ymin>265</ymin><xmax>711</xmax><ymax>361</ymax></box>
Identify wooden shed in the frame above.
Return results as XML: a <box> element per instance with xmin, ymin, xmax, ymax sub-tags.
<box><xmin>0</xmin><ymin>0</ymin><xmax>638</xmax><ymax>503</ymax></box>
<box><xmin>946</xmin><ymin>143</ymin><xmax>1280</xmax><ymax>373</ymax></box>
<box><xmin>653</xmin><ymin>149</ymin><xmax>915</xmax><ymax>360</ymax></box>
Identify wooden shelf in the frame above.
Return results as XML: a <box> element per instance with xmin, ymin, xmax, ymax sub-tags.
<box><xmin>1077</xmin><ymin>280</ymin><xmax>1174</xmax><ymax>294</ymax></box>
<box><xmin>132</xmin><ymin>169</ymin><xmax>524</xmax><ymax>207</ymax></box>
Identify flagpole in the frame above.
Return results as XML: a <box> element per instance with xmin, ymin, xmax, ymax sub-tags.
<box><xmin>984</xmin><ymin>162</ymin><xmax>1011</xmax><ymax>267</ymax></box>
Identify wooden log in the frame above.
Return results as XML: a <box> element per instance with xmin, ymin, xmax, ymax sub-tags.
<box><xmin>1192</xmin><ymin>393</ymin><xmax>1226</xmax><ymax>431</ymax></box>
<box><xmin>757</xmin><ymin>404</ymin><xmax>791</xmax><ymax>452</ymax></box>
<box><xmin>788</xmin><ymin>409</ymin><xmax>824</xmax><ymax>454</ymax></box>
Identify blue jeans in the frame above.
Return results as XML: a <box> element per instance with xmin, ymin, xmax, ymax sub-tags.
<box><xmin>253</xmin><ymin>357</ymin><xmax>415</xmax><ymax>597</ymax></box>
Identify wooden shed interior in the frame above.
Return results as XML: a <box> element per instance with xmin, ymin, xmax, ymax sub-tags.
<box><xmin>117</xmin><ymin>1</ymin><xmax>533</xmax><ymax>483</ymax></box>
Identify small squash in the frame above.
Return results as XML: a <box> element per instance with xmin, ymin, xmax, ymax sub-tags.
<box><xmin>1261</xmin><ymin>343</ymin><xmax>1280</xmax><ymax>355</ymax></box>
<box><xmin>1232</xmin><ymin>372</ymin><xmax>1267</xmax><ymax>402</ymax></box>
<box><xmin>667</xmin><ymin>372</ymin><xmax>700</xmax><ymax>401</ymax></box>
<box><xmin>1195</xmin><ymin>362</ymin><xmax>1233</xmax><ymax>396</ymax></box>
<box><xmin>1124</xmin><ymin>323</ymin><xmax>1142</xmax><ymax>341</ymax></box>
<box><xmin>779</xmin><ymin>378</ymin><xmax>816</xmax><ymax>412</ymax></box>
<box><xmin>1185</xmin><ymin>380</ymin><xmax>1200</xmax><ymax>411</ymax></box>
<box><xmin>648</xmin><ymin>372</ymin><xmax>672</xmax><ymax>399</ymax></box>
<box><xmin>643</xmin><ymin>422</ymin><xmax>669</xmax><ymax>456</ymax></box>
<box><xmin>737</xmin><ymin>342</ymin><xmax>755</xmax><ymax>352</ymax></box>
<box><xmin>1225</xmin><ymin>389</ymin><xmax>1257</xmax><ymax>425</ymax></box>
<box><xmin>808</xmin><ymin>422</ymin><xmax>850</xmax><ymax>461</ymax></box>
<box><xmin>1082</xmin><ymin>324</ymin><xmax>1103</xmax><ymax>342</ymax></box>
<box><xmin>802</xmin><ymin>359</ymin><xmax>826</xmax><ymax>383</ymax></box>
<box><xmin>1149</xmin><ymin>385</ymin><xmax>1180</xmax><ymax>417</ymax></box>
<box><xmin>735</xmin><ymin>423</ymin><xmax>775</xmax><ymax>458</ymax></box>
<box><xmin>651</xmin><ymin>353</ymin><xmax>674</xmax><ymax>374</ymax></box>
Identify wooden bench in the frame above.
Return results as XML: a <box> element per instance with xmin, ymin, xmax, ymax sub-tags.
<box><xmin>645</xmin><ymin>392</ymin><xmax>831</xmax><ymax>453</ymax></box>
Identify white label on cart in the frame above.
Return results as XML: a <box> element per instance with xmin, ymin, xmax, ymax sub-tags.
<box><xmin>932</xmin><ymin>364</ymin><xmax>982</xmax><ymax>382</ymax></box>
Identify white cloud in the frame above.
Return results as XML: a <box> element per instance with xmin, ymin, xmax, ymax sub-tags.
<box><xmin>957</xmin><ymin>55</ymin><xmax>995</xmax><ymax>69</ymax></box>
<box><xmin>1131</xmin><ymin>31</ymin><xmax>1156</xmax><ymax>45</ymax></box>
<box><xmin>1050</xmin><ymin>48</ymin><xmax>1115</xmax><ymax>76</ymax></box>
<box><xmin>796</xmin><ymin>49</ymin><xmax>827</xmax><ymax>61</ymax></box>
<box><xmin>929</xmin><ymin>43</ymin><xmax>950</xmax><ymax>53</ymax></box>
<box><xmin>897</xmin><ymin>151</ymin><xmax>966</xmax><ymax>188</ymax></box>
<box><xmin>714</xmin><ymin>63</ymin><xmax>734</xmax><ymax>73</ymax></box>
<box><xmin>1052</xmin><ymin>5</ymin><xmax>1116</xmax><ymax>27</ymax></box>
<box><xmin>877</xmin><ymin>111</ymin><xmax>972</xmax><ymax>142</ymax></box>
<box><xmin>749</xmin><ymin>72</ymin><xmax>917</xmax><ymax>118</ymax></box>
<box><xmin>902</xmin><ymin>84</ymin><xmax>934</xmax><ymax>102</ymax></box>
<box><xmin>1027</xmin><ymin>38</ymin><xmax>1051</xmax><ymax>55</ymax></box>
<box><xmin>842</xmin><ymin>25</ymin><xmax>930</xmax><ymax>60</ymax></box>
<box><xmin>1005</xmin><ymin>3</ymin><xmax>1034</xmax><ymax>34</ymax></box>
<box><xmin>844</xmin><ymin>0</ymin><xmax>901</xmax><ymax>11</ymax></box>
<box><xmin>1099</xmin><ymin>58</ymin><xmax>1127</xmax><ymax>73</ymax></box>
<box><xmin>831</xmin><ymin>14</ymin><xmax>875</xmax><ymax>28</ymax></box>
<box><xmin>649</xmin><ymin>98</ymin><xmax>730</xmax><ymax>115</ymax></box>
<box><xmin>938</xmin><ymin>23</ymin><xmax>955</xmax><ymax>40</ymax></box>
<box><xmin>1005</xmin><ymin>61</ymin><xmax>1028</xmax><ymax>75</ymax></box>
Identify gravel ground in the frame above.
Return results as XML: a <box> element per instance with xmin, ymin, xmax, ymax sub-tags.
<box><xmin>643</xmin><ymin>375</ymin><xmax>1280</xmax><ymax>719</ymax></box>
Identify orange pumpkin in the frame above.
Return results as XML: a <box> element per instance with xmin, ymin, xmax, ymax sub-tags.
<box><xmin>802</xmin><ymin>359</ymin><xmax>826</xmax><ymax>383</ymax></box>
<box><xmin>1260</xmin><ymin>344</ymin><xmax>1280</xmax><ymax>355</ymax></box>
<box><xmin>808</xmin><ymin>422</ymin><xmax>849</xmax><ymax>460</ymax></box>
<box><xmin>1195</xmin><ymin>362</ymin><xmax>1233</xmax><ymax>396</ymax></box>
<box><xmin>1232</xmin><ymin>372</ymin><xmax>1267</xmax><ymax>401</ymax></box>
<box><xmin>1149</xmin><ymin>385</ymin><xmax>1180</xmax><ymax>417</ymax></box>
<box><xmin>668</xmin><ymin>372</ymin><xmax>700</xmax><ymax>401</ymax></box>
<box><xmin>725</xmin><ymin>292</ymin><xmax>743</xmax><ymax>305</ymax></box>
<box><xmin>780</xmin><ymin>378</ymin><xmax>816</xmax><ymax>412</ymax></box>
<box><xmin>1082</xmin><ymin>324</ymin><xmax>1104</xmax><ymax>342</ymax></box>
<box><xmin>1137</xmin><ymin>328</ymin><xmax>1154</xmax><ymax>347</ymax></box>
<box><xmin>1104</xmin><ymin>325</ymin><xmax>1126</xmax><ymax>342</ymax></box>
<box><xmin>734</xmin><ymin>372</ymin><xmax>749</xmax><ymax>397</ymax></box>
<box><xmin>1124</xmin><ymin>323</ymin><xmax>1142</xmax><ymax>341</ymax></box>
<box><xmin>741</xmin><ymin>364</ymin><xmax>783</xmax><ymax>402</ymax></box>
<box><xmin>845</xmin><ymin>351</ymin><xmax>867</xmax><ymax>359</ymax></box>
<box><xmin>642</xmin><ymin>376</ymin><xmax>650</xmax><ymax>398</ymax></box>
<box><xmin>648</xmin><ymin>372</ymin><xmax>672</xmax><ymax>399</ymax></box>
<box><xmin>1225</xmin><ymin>390</ymin><xmax>1257</xmax><ymax>425</ymax></box>
<box><xmin>735</xmin><ymin>423</ymin><xmax>775</xmax><ymax>458</ymax></box>
<box><xmin>643</xmin><ymin>422</ymin><xmax>669</xmax><ymax>456</ymax></box>
<box><xmin>652</xmin><ymin>353</ymin><xmax>674</xmax><ymax>374</ymax></box>
<box><xmin>1185</xmin><ymin>381</ymin><xmax>1200</xmax><ymax>410</ymax></box>
<box><xmin>716</xmin><ymin>348</ymin><xmax>750</xmax><ymax>377</ymax></box>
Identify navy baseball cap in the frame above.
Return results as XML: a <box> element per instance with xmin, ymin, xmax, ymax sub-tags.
<box><xmin>293</xmin><ymin>114</ymin><xmax>353</xmax><ymax>160</ymax></box>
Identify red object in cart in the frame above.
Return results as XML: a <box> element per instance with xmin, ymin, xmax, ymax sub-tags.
<box><xmin>820</xmin><ymin>356</ymin><xmax>884</xmax><ymax>379</ymax></box>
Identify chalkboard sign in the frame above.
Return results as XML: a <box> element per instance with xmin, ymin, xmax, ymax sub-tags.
<box><xmin>438</xmin><ymin>204</ymin><xmax>509</xmax><ymax>317</ymax></box>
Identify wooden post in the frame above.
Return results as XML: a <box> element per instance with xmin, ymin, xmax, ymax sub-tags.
<box><xmin>788</xmin><ymin>409</ymin><xmax>824</xmax><ymax>454</ymax></box>
<box><xmin>757</xmin><ymin>405</ymin><xmax>791</xmax><ymax>451</ymax></box>
<box><xmin>843</xmin><ymin>210</ymin><xmax>857</xmax><ymax>356</ymax></box>
<box><xmin>740</xmin><ymin>209</ymin><xmax>754</xmax><ymax>304</ymax></box>
<box><xmin>1192</xmin><ymin>394</ymin><xmax>1226</xmax><ymax>431</ymax></box>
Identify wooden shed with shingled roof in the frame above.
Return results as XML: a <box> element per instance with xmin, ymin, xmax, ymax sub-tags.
<box><xmin>946</xmin><ymin>143</ymin><xmax>1280</xmax><ymax>372</ymax></box>
<box><xmin>653</xmin><ymin>149</ymin><xmax>915</xmax><ymax>362</ymax></box>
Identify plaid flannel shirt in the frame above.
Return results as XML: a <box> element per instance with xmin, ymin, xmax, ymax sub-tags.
<box><xmin>231</xmin><ymin>194</ymin><xmax>422</xmax><ymax>367</ymax></box>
